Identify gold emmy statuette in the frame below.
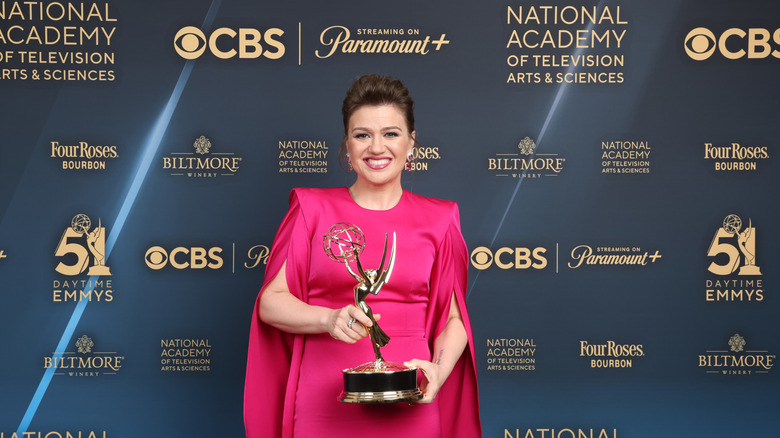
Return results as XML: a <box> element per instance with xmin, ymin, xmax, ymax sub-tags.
<box><xmin>735</xmin><ymin>218</ymin><xmax>761</xmax><ymax>275</ymax></box>
<box><xmin>323</xmin><ymin>223</ymin><xmax>423</xmax><ymax>404</ymax></box>
<box><xmin>85</xmin><ymin>218</ymin><xmax>111</xmax><ymax>276</ymax></box>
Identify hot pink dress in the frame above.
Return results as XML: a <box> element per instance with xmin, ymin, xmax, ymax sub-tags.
<box><xmin>244</xmin><ymin>187</ymin><xmax>481</xmax><ymax>438</ymax></box>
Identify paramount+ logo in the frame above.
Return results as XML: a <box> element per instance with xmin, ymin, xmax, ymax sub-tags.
<box><xmin>470</xmin><ymin>246</ymin><xmax>547</xmax><ymax>271</ymax></box>
<box><xmin>685</xmin><ymin>27</ymin><xmax>780</xmax><ymax>61</ymax></box>
<box><xmin>174</xmin><ymin>26</ymin><xmax>285</xmax><ymax>60</ymax></box>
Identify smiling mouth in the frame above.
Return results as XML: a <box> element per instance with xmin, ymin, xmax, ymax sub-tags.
<box><xmin>364</xmin><ymin>158</ymin><xmax>391</xmax><ymax>169</ymax></box>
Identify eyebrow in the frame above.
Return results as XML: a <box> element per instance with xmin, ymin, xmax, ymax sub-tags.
<box><xmin>350</xmin><ymin>126</ymin><xmax>403</xmax><ymax>133</ymax></box>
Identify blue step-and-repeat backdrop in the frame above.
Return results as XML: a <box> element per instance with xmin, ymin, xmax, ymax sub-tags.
<box><xmin>1</xmin><ymin>0</ymin><xmax>778</xmax><ymax>436</ymax></box>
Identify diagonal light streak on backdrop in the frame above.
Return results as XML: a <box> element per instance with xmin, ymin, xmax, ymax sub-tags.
<box><xmin>466</xmin><ymin>3</ymin><xmax>603</xmax><ymax>300</ymax></box>
<box><xmin>16</xmin><ymin>1</ymin><xmax>222</xmax><ymax>434</ymax></box>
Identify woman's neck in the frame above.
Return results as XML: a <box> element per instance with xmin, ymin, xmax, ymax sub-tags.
<box><xmin>348</xmin><ymin>182</ymin><xmax>403</xmax><ymax>211</ymax></box>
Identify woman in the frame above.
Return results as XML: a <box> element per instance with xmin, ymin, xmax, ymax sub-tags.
<box><xmin>244</xmin><ymin>74</ymin><xmax>481</xmax><ymax>437</ymax></box>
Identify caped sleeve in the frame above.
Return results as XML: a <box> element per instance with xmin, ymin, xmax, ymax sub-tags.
<box><xmin>425</xmin><ymin>202</ymin><xmax>482</xmax><ymax>437</ymax></box>
<box><xmin>244</xmin><ymin>188</ymin><xmax>311</xmax><ymax>438</ymax></box>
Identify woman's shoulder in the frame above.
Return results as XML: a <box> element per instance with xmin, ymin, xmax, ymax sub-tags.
<box><xmin>289</xmin><ymin>187</ymin><xmax>346</xmax><ymax>204</ymax></box>
<box><xmin>403</xmin><ymin>190</ymin><xmax>459</xmax><ymax>214</ymax></box>
<box><xmin>402</xmin><ymin>191</ymin><xmax>462</xmax><ymax>231</ymax></box>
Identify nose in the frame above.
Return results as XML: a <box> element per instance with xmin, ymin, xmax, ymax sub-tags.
<box><xmin>368</xmin><ymin>137</ymin><xmax>384</xmax><ymax>154</ymax></box>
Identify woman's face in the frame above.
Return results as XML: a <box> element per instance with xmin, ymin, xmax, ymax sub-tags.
<box><xmin>346</xmin><ymin>104</ymin><xmax>415</xmax><ymax>189</ymax></box>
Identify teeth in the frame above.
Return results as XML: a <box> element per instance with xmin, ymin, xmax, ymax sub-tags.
<box><xmin>368</xmin><ymin>159</ymin><xmax>390</xmax><ymax>166</ymax></box>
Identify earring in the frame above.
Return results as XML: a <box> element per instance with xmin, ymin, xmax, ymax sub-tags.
<box><xmin>346</xmin><ymin>153</ymin><xmax>353</xmax><ymax>172</ymax></box>
<box><xmin>405</xmin><ymin>152</ymin><xmax>414</xmax><ymax>171</ymax></box>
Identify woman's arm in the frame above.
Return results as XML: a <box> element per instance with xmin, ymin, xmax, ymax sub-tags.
<box><xmin>259</xmin><ymin>260</ymin><xmax>375</xmax><ymax>343</ymax></box>
<box><xmin>405</xmin><ymin>292</ymin><xmax>468</xmax><ymax>404</ymax></box>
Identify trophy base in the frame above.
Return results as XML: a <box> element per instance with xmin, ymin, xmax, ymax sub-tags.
<box><xmin>738</xmin><ymin>265</ymin><xmax>762</xmax><ymax>275</ymax></box>
<box><xmin>87</xmin><ymin>266</ymin><xmax>111</xmax><ymax>276</ymax></box>
<box><xmin>339</xmin><ymin>361</ymin><xmax>423</xmax><ymax>404</ymax></box>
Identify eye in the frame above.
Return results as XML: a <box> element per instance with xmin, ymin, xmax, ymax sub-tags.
<box><xmin>684</xmin><ymin>27</ymin><xmax>716</xmax><ymax>60</ymax></box>
<box><xmin>470</xmin><ymin>247</ymin><xmax>493</xmax><ymax>270</ymax></box>
<box><xmin>384</xmin><ymin>132</ymin><xmax>400</xmax><ymax>137</ymax></box>
<box><xmin>145</xmin><ymin>246</ymin><xmax>168</xmax><ymax>270</ymax></box>
<box><xmin>354</xmin><ymin>133</ymin><xmax>370</xmax><ymax>139</ymax></box>
<box><xmin>174</xmin><ymin>26</ymin><xmax>207</xmax><ymax>59</ymax></box>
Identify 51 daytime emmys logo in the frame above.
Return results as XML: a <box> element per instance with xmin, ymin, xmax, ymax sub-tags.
<box><xmin>707</xmin><ymin>214</ymin><xmax>761</xmax><ymax>276</ymax></box>
<box><xmin>53</xmin><ymin>214</ymin><xmax>113</xmax><ymax>303</ymax></box>
<box><xmin>174</xmin><ymin>26</ymin><xmax>285</xmax><ymax>60</ymax></box>
<box><xmin>705</xmin><ymin>214</ymin><xmax>763</xmax><ymax>302</ymax></box>
<box><xmin>55</xmin><ymin>214</ymin><xmax>111</xmax><ymax>277</ymax></box>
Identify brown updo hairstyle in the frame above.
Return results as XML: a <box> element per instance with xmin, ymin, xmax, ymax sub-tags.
<box><xmin>339</xmin><ymin>74</ymin><xmax>419</xmax><ymax>170</ymax></box>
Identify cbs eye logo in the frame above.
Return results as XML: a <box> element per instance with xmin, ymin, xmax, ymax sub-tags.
<box><xmin>684</xmin><ymin>28</ymin><xmax>717</xmax><ymax>61</ymax></box>
<box><xmin>174</xmin><ymin>26</ymin><xmax>286</xmax><ymax>60</ymax></box>
<box><xmin>685</xmin><ymin>26</ymin><xmax>780</xmax><ymax>61</ymax></box>
<box><xmin>145</xmin><ymin>246</ymin><xmax>224</xmax><ymax>270</ymax></box>
<box><xmin>175</xmin><ymin>27</ymin><xmax>208</xmax><ymax>59</ymax></box>
<box><xmin>470</xmin><ymin>246</ymin><xmax>547</xmax><ymax>271</ymax></box>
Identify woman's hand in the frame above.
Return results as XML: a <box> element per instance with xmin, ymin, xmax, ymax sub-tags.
<box><xmin>260</xmin><ymin>260</ymin><xmax>385</xmax><ymax>342</ymax></box>
<box><xmin>402</xmin><ymin>293</ymin><xmax>469</xmax><ymax>404</ymax></box>
<box><xmin>404</xmin><ymin>358</ymin><xmax>445</xmax><ymax>404</ymax></box>
<box><xmin>326</xmin><ymin>305</ymin><xmax>376</xmax><ymax>344</ymax></box>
